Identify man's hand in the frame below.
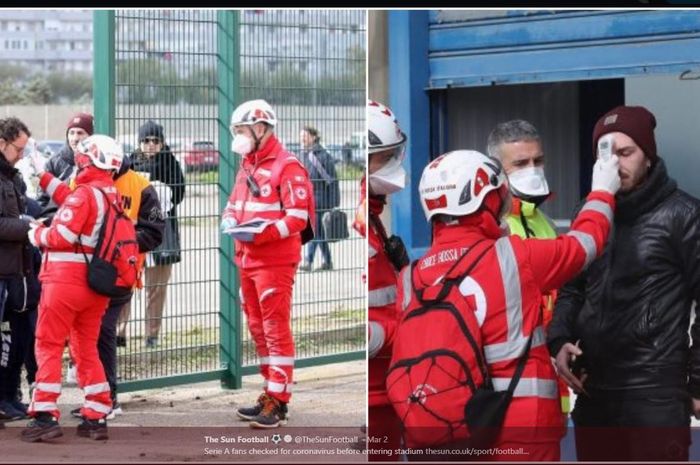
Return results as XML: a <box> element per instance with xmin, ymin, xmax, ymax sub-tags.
<box><xmin>692</xmin><ymin>398</ymin><xmax>700</xmax><ymax>420</ymax></box>
<box><xmin>554</xmin><ymin>342</ymin><xmax>588</xmax><ymax>394</ymax></box>
<box><xmin>591</xmin><ymin>154</ymin><xmax>621</xmax><ymax>195</ymax></box>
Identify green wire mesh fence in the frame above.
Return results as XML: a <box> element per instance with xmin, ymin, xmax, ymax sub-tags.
<box><xmin>96</xmin><ymin>9</ymin><xmax>365</xmax><ymax>391</ymax></box>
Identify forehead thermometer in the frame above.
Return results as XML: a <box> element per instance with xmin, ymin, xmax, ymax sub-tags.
<box><xmin>597</xmin><ymin>134</ymin><xmax>614</xmax><ymax>162</ymax></box>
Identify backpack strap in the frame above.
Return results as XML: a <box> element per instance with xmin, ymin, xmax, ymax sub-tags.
<box><xmin>502</xmin><ymin>331</ymin><xmax>534</xmax><ymax>398</ymax></box>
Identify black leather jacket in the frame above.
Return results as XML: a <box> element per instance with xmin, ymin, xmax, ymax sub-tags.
<box><xmin>548</xmin><ymin>159</ymin><xmax>700</xmax><ymax>397</ymax></box>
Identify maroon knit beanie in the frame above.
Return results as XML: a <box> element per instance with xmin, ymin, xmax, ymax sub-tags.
<box><xmin>592</xmin><ymin>105</ymin><xmax>657</xmax><ymax>163</ymax></box>
<box><xmin>66</xmin><ymin>112</ymin><xmax>94</xmax><ymax>136</ymax></box>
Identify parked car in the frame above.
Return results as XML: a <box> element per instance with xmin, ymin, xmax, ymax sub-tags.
<box><xmin>37</xmin><ymin>140</ymin><xmax>65</xmax><ymax>159</ymax></box>
<box><xmin>183</xmin><ymin>140</ymin><xmax>219</xmax><ymax>172</ymax></box>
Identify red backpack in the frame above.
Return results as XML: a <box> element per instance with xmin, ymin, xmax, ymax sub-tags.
<box><xmin>386</xmin><ymin>240</ymin><xmax>494</xmax><ymax>449</ymax></box>
<box><xmin>79</xmin><ymin>186</ymin><xmax>139</xmax><ymax>298</ymax></box>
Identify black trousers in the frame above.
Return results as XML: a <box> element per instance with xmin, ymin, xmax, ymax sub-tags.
<box><xmin>98</xmin><ymin>293</ymin><xmax>133</xmax><ymax>403</ymax></box>
<box><xmin>572</xmin><ymin>391</ymin><xmax>691</xmax><ymax>461</ymax></box>
<box><xmin>0</xmin><ymin>308</ymin><xmax>36</xmax><ymax>401</ymax></box>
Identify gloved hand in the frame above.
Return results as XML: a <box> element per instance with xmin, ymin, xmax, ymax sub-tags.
<box><xmin>220</xmin><ymin>217</ymin><xmax>238</xmax><ymax>233</ymax></box>
<box><xmin>27</xmin><ymin>224</ymin><xmax>41</xmax><ymax>247</ymax></box>
<box><xmin>591</xmin><ymin>154</ymin><xmax>621</xmax><ymax>195</ymax></box>
<box><xmin>24</xmin><ymin>138</ymin><xmax>46</xmax><ymax>176</ymax></box>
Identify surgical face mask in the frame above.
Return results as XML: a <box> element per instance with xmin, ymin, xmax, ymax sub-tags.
<box><xmin>231</xmin><ymin>133</ymin><xmax>254</xmax><ymax>156</ymax></box>
<box><xmin>369</xmin><ymin>155</ymin><xmax>407</xmax><ymax>195</ymax></box>
<box><xmin>507</xmin><ymin>166</ymin><xmax>550</xmax><ymax>205</ymax></box>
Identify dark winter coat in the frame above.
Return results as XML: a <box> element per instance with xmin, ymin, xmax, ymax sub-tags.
<box><xmin>0</xmin><ymin>153</ymin><xmax>31</xmax><ymax>279</ymax></box>
<box><xmin>301</xmin><ymin>143</ymin><xmax>339</xmax><ymax>212</ymax></box>
<box><xmin>548</xmin><ymin>159</ymin><xmax>700</xmax><ymax>398</ymax></box>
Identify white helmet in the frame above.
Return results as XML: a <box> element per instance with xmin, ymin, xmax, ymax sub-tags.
<box><xmin>76</xmin><ymin>135</ymin><xmax>124</xmax><ymax>172</ymax></box>
<box><xmin>419</xmin><ymin>150</ymin><xmax>506</xmax><ymax>221</ymax></box>
<box><xmin>230</xmin><ymin>99</ymin><xmax>277</xmax><ymax>129</ymax></box>
<box><xmin>368</xmin><ymin>99</ymin><xmax>406</xmax><ymax>154</ymax></box>
<box><xmin>368</xmin><ymin>100</ymin><xmax>408</xmax><ymax>195</ymax></box>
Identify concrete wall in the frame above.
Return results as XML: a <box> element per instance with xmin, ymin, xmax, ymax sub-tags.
<box><xmin>368</xmin><ymin>10</ymin><xmax>388</xmax><ymax>103</ymax></box>
<box><xmin>1</xmin><ymin>104</ymin><xmax>92</xmax><ymax>141</ymax></box>
<box><xmin>1</xmin><ymin>104</ymin><xmax>363</xmax><ymax>149</ymax></box>
<box><xmin>626</xmin><ymin>73</ymin><xmax>700</xmax><ymax>199</ymax></box>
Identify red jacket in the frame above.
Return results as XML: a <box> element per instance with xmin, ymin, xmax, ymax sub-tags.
<box><xmin>366</xmin><ymin>187</ymin><xmax>401</xmax><ymax>407</ymax></box>
<box><xmin>396</xmin><ymin>191</ymin><xmax>615</xmax><ymax>443</ymax></box>
<box><xmin>30</xmin><ymin>168</ymin><xmax>120</xmax><ymax>286</ymax></box>
<box><xmin>222</xmin><ymin>135</ymin><xmax>313</xmax><ymax>269</ymax></box>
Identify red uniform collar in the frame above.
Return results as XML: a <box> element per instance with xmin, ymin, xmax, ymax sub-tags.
<box><xmin>245</xmin><ymin>134</ymin><xmax>282</xmax><ymax>167</ymax></box>
<box><xmin>431</xmin><ymin>210</ymin><xmax>503</xmax><ymax>246</ymax></box>
<box><xmin>75</xmin><ymin>166</ymin><xmax>114</xmax><ymax>185</ymax></box>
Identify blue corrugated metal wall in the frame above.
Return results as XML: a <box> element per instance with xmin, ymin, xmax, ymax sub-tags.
<box><xmin>389</xmin><ymin>10</ymin><xmax>700</xmax><ymax>258</ymax></box>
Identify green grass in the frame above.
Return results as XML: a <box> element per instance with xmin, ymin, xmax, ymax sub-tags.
<box><xmin>337</xmin><ymin>163</ymin><xmax>364</xmax><ymax>181</ymax></box>
<box><xmin>116</xmin><ymin>311</ymin><xmax>365</xmax><ymax>381</ymax></box>
<box><xmin>186</xmin><ymin>170</ymin><xmax>219</xmax><ymax>184</ymax></box>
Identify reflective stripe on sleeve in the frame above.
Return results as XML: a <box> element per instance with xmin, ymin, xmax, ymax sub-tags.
<box><xmin>579</xmin><ymin>199</ymin><xmax>613</xmax><ymax>224</ymax></box>
<box><xmin>484</xmin><ymin>326</ymin><xmax>546</xmax><ymax>364</ymax></box>
<box><xmin>275</xmin><ymin>220</ymin><xmax>289</xmax><ymax>239</ymax></box>
<box><xmin>567</xmin><ymin>230</ymin><xmax>597</xmax><ymax>269</ymax></box>
<box><xmin>368</xmin><ymin>284</ymin><xmax>397</xmax><ymax>307</ymax></box>
<box><xmin>286</xmin><ymin>209</ymin><xmax>308</xmax><ymax>220</ymax></box>
<box><xmin>495</xmin><ymin>238</ymin><xmax>523</xmax><ymax>344</ymax></box>
<box><xmin>368</xmin><ymin>321</ymin><xmax>385</xmax><ymax>358</ymax></box>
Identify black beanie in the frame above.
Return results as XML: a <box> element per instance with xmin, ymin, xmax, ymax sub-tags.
<box><xmin>138</xmin><ymin>120</ymin><xmax>165</xmax><ymax>142</ymax></box>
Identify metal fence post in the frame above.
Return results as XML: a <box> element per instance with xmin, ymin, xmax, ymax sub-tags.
<box><xmin>93</xmin><ymin>10</ymin><xmax>115</xmax><ymax>136</ymax></box>
<box><xmin>217</xmin><ymin>10</ymin><xmax>242</xmax><ymax>390</ymax></box>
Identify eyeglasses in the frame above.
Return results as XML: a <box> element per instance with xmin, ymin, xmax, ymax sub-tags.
<box><xmin>7</xmin><ymin>141</ymin><xmax>25</xmax><ymax>153</ymax></box>
<box><xmin>141</xmin><ymin>137</ymin><xmax>162</xmax><ymax>145</ymax></box>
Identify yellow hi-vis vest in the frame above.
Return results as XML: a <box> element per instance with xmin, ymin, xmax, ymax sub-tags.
<box><xmin>506</xmin><ymin>197</ymin><xmax>571</xmax><ymax>415</ymax></box>
<box><xmin>70</xmin><ymin>170</ymin><xmax>150</xmax><ymax>287</ymax></box>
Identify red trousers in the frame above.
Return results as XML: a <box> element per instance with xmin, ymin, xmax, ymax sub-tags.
<box><xmin>240</xmin><ymin>265</ymin><xmax>296</xmax><ymax>403</ymax></box>
<box><xmin>29</xmin><ymin>283</ymin><xmax>112</xmax><ymax>420</ymax></box>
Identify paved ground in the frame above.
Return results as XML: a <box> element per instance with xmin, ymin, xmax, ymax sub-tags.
<box><xmin>1</xmin><ymin>360</ymin><xmax>367</xmax><ymax>463</ymax></box>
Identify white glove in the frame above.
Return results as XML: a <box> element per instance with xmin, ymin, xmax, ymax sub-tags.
<box><xmin>591</xmin><ymin>154</ymin><xmax>621</xmax><ymax>195</ymax></box>
<box><xmin>24</xmin><ymin>138</ymin><xmax>46</xmax><ymax>175</ymax></box>
<box><xmin>220</xmin><ymin>217</ymin><xmax>238</xmax><ymax>233</ymax></box>
<box><xmin>27</xmin><ymin>224</ymin><xmax>40</xmax><ymax>247</ymax></box>
<box><xmin>150</xmin><ymin>180</ymin><xmax>173</xmax><ymax>213</ymax></box>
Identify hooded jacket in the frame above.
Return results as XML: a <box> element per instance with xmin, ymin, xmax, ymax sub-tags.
<box><xmin>548</xmin><ymin>158</ymin><xmax>700</xmax><ymax>398</ymax></box>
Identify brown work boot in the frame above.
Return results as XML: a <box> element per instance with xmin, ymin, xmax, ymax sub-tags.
<box><xmin>248</xmin><ymin>394</ymin><xmax>288</xmax><ymax>429</ymax></box>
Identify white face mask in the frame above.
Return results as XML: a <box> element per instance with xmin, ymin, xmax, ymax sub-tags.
<box><xmin>369</xmin><ymin>156</ymin><xmax>407</xmax><ymax>195</ymax></box>
<box><xmin>507</xmin><ymin>166</ymin><xmax>550</xmax><ymax>203</ymax></box>
<box><xmin>231</xmin><ymin>134</ymin><xmax>254</xmax><ymax>156</ymax></box>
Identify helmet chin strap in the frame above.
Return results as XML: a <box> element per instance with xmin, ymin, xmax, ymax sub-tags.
<box><xmin>250</xmin><ymin>124</ymin><xmax>268</xmax><ymax>154</ymax></box>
